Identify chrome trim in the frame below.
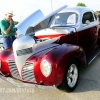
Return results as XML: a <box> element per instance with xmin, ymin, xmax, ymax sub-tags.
<box><xmin>8</xmin><ymin>60</ymin><xmax>21</xmax><ymax>80</ymax></box>
<box><xmin>22</xmin><ymin>62</ymin><xmax>36</xmax><ymax>83</ymax></box>
<box><xmin>88</xmin><ymin>51</ymin><xmax>100</xmax><ymax>65</ymax></box>
<box><xmin>0</xmin><ymin>74</ymin><xmax>56</xmax><ymax>90</ymax></box>
<box><xmin>16</xmin><ymin>47</ymin><xmax>33</xmax><ymax>56</ymax></box>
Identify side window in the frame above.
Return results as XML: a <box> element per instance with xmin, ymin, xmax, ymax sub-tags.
<box><xmin>82</xmin><ymin>12</ymin><xmax>94</xmax><ymax>24</ymax></box>
<box><xmin>94</xmin><ymin>13</ymin><xmax>97</xmax><ymax>20</ymax></box>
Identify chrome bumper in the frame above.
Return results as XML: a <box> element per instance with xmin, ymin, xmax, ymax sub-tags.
<box><xmin>0</xmin><ymin>74</ymin><xmax>56</xmax><ymax>90</ymax></box>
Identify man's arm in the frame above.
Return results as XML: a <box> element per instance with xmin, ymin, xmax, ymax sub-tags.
<box><xmin>4</xmin><ymin>20</ymin><xmax>12</xmax><ymax>34</ymax></box>
<box><xmin>0</xmin><ymin>20</ymin><xmax>12</xmax><ymax>35</ymax></box>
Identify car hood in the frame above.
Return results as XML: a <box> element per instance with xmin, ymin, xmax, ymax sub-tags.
<box><xmin>16</xmin><ymin>5</ymin><xmax>67</xmax><ymax>35</ymax></box>
<box><xmin>16</xmin><ymin>9</ymin><xmax>44</xmax><ymax>34</ymax></box>
<box><xmin>13</xmin><ymin>35</ymin><xmax>59</xmax><ymax>76</ymax></box>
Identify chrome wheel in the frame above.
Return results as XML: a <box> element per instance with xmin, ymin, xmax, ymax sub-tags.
<box><xmin>56</xmin><ymin>60</ymin><xmax>79</xmax><ymax>92</ymax></box>
<box><xmin>67</xmin><ymin>64</ymin><xmax>78</xmax><ymax>88</ymax></box>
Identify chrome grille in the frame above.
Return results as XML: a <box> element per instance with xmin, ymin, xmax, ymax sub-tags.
<box><xmin>16</xmin><ymin>47</ymin><xmax>32</xmax><ymax>56</ymax></box>
<box><xmin>8</xmin><ymin>60</ymin><xmax>21</xmax><ymax>80</ymax></box>
<box><xmin>22</xmin><ymin>62</ymin><xmax>36</xmax><ymax>83</ymax></box>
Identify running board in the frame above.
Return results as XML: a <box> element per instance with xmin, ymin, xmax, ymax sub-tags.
<box><xmin>0</xmin><ymin>74</ymin><xmax>56</xmax><ymax>90</ymax></box>
<box><xmin>86</xmin><ymin>47</ymin><xmax>100</xmax><ymax>65</ymax></box>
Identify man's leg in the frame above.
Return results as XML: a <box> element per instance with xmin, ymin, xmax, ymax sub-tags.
<box><xmin>3</xmin><ymin>38</ymin><xmax>12</xmax><ymax>50</ymax></box>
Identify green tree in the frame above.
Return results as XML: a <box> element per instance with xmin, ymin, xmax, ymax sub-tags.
<box><xmin>95</xmin><ymin>11</ymin><xmax>100</xmax><ymax>14</ymax></box>
<box><xmin>77</xmin><ymin>2</ymin><xmax>86</xmax><ymax>7</ymax></box>
<box><xmin>14</xmin><ymin>21</ymin><xmax>19</xmax><ymax>25</ymax></box>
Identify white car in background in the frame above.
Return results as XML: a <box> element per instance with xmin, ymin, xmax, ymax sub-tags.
<box><xmin>0</xmin><ymin>32</ymin><xmax>4</xmax><ymax>51</ymax></box>
<box><xmin>0</xmin><ymin>27</ymin><xmax>19</xmax><ymax>52</ymax></box>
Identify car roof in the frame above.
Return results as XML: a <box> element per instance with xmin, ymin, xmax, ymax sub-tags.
<box><xmin>59</xmin><ymin>7</ymin><xmax>93</xmax><ymax>13</ymax></box>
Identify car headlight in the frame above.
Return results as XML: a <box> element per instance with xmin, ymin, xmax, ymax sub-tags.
<box><xmin>40</xmin><ymin>60</ymin><xmax>52</xmax><ymax>77</ymax></box>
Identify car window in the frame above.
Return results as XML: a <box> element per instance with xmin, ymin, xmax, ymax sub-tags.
<box><xmin>82</xmin><ymin>12</ymin><xmax>94</xmax><ymax>24</ymax></box>
<box><xmin>94</xmin><ymin>13</ymin><xmax>97</xmax><ymax>20</ymax></box>
<box><xmin>67</xmin><ymin>14</ymin><xmax>77</xmax><ymax>25</ymax></box>
<box><xmin>51</xmin><ymin>12</ymin><xmax>78</xmax><ymax>26</ymax></box>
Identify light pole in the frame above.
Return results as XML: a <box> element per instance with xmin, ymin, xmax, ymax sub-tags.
<box><xmin>51</xmin><ymin>0</ymin><xmax>53</xmax><ymax>11</ymax></box>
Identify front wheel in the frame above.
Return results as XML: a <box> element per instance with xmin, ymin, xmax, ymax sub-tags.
<box><xmin>63</xmin><ymin>60</ymin><xmax>79</xmax><ymax>92</ymax></box>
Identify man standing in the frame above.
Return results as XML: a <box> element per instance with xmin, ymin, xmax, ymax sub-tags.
<box><xmin>98</xmin><ymin>14</ymin><xmax>100</xmax><ymax>24</ymax></box>
<box><xmin>0</xmin><ymin>11</ymin><xmax>17</xmax><ymax>50</ymax></box>
<box><xmin>97</xmin><ymin>14</ymin><xmax>100</xmax><ymax>34</ymax></box>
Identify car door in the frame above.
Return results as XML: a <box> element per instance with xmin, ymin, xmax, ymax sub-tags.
<box><xmin>78</xmin><ymin>11</ymin><xmax>98</xmax><ymax>54</ymax></box>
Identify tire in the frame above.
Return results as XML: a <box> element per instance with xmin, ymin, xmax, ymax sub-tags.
<box><xmin>63</xmin><ymin>59</ymin><xmax>79</xmax><ymax>92</ymax></box>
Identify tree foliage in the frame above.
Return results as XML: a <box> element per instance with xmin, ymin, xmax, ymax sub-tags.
<box><xmin>95</xmin><ymin>11</ymin><xmax>100</xmax><ymax>14</ymax></box>
<box><xmin>77</xmin><ymin>2</ymin><xmax>86</xmax><ymax>7</ymax></box>
<box><xmin>14</xmin><ymin>21</ymin><xmax>19</xmax><ymax>25</ymax></box>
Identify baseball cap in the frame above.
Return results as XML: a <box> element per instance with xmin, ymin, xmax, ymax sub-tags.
<box><xmin>5</xmin><ymin>10</ymin><xmax>14</xmax><ymax>16</ymax></box>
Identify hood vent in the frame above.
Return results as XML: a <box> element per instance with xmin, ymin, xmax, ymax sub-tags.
<box><xmin>16</xmin><ymin>47</ymin><xmax>32</xmax><ymax>56</ymax></box>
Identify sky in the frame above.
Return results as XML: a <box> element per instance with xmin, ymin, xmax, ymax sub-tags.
<box><xmin>0</xmin><ymin>0</ymin><xmax>100</xmax><ymax>22</ymax></box>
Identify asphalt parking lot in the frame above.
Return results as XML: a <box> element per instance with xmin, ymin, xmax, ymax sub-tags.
<box><xmin>0</xmin><ymin>54</ymin><xmax>100</xmax><ymax>100</ymax></box>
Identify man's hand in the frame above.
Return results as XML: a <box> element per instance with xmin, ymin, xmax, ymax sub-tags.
<box><xmin>4</xmin><ymin>20</ymin><xmax>12</xmax><ymax>34</ymax></box>
<box><xmin>9</xmin><ymin>19</ymin><xmax>12</xmax><ymax>26</ymax></box>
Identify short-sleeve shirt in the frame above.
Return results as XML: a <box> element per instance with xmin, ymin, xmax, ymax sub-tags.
<box><xmin>0</xmin><ymin>18</ymin><xmax>16</xmax><ymax>37</ymax></box>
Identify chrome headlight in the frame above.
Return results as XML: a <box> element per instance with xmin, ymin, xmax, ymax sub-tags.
<box><xmin>40</xmin><ymin>60</ymin><xmax>52</xmax><ymax>77</ymax></box>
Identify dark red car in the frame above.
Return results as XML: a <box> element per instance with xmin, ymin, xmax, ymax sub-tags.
<box><xmin>0</xmin><ymin>5</ymin><xmax>100</xmax><ymax>92</ymax></box>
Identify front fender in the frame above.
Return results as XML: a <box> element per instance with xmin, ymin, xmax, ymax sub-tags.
<box><xmin>0</xmin><ymin>50</ymin><xmax>13</xmax><ymax>60</ymax></box>
<box><xmin>42</xmin><ymin>44</ymin><xmax>86</xmax><ymax>86</ymax></box>
<box><xmin>0</xmin><ymin>50</ymin><xmax>13</xmax><ymax>75</ymax></box>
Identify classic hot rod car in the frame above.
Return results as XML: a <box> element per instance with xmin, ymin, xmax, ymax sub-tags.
<box><xmin>0</xmin><ymin>5</ymin><xmax>100</xmax><ymax>92</ymax></box>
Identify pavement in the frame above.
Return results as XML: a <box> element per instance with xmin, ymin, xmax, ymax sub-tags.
<box><xmin>0</xmin><ymin>54</ymin><xmax>100</xmax><ymax>100</ymax></box>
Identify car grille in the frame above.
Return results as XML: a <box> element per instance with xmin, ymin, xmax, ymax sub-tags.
<box><xmin>16</xmin><ymin>47</ymin><xmax>33</xmax><ymax>56</ymax></box>
<box><xmin>22</xmin><ymin>62</ymin><xmax>36</xmax><ymax>83</ymax></box>
<box><xmin>8</xmin><ymin>60</ymin><xmax>21</xmax><ymax>80</ymax></box>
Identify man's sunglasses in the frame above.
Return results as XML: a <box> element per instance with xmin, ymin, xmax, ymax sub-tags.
<box><xmin>9</xmin><ymin>16</ymin><xmax>13</xmax><ymax>17</ymax></box>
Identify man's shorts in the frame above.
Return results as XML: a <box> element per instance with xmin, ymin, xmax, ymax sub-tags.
<box><xmin>3</xmin><ymin>36</ymin><xmax>16</xmax><ymax>49</ymax></box>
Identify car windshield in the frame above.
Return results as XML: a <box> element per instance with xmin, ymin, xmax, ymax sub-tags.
<box><xmin>51</xmin><ymin>12</ymin><xmax>78</xmax><ymax>26</ymax></box>
<box><xmin>16</xmin><ymin>29</ymin><xmax>24</xmax><ymax>36</ymax></box>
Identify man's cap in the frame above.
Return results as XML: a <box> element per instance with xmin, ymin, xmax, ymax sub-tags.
<box><xmin>5</xmin><ymin>10</ymin><xmax>14</xmax><ymax>16</ymax></box>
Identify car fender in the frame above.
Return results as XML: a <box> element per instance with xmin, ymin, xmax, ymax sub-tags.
<box><xmin>0</xmin><ymin>50</ymin><xmax>12</xmax><ymax>60</ymax></box>
<box><xmin>41</xmin><ymin>44</ymin><xmax>86</xmax><ymax>86</ymax></box>
<box><xmin>0</xmin><ymin>50</ymin><xmax>13</xmax><ymax>75</ymax></box>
